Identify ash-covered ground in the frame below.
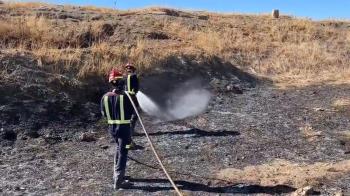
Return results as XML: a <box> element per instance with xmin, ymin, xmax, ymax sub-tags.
<box><xmin>1</xmin><ymin>3</ymin><xmax>349</xmax><ymax>195</ymax></box>
<box><xmin>1</xmin><ymin>81</ymin><xmax>349</xmax><ymax>195</ymax></box>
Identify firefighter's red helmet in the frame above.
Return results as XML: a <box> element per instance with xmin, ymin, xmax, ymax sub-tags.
<box><xmin>108</xmin><ymin>69</ymin><xmax>123</xmax><ymax>83</ymax></box>
<box><xmin>125</xmin><ymin>63</ymin><xmax>136</xmax><ymax>70</ymax></box>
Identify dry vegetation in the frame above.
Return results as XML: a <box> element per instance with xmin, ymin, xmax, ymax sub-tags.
<box><xmin>0</xmin><ymin>2</ymin><xmax>350</xmax><ymax>84</ymax></box>
<box><xmin>217</xmin><ymin>159</ymin><xmax>350</xmax><ymax>188</ymax></box>
<box><xmin>1</xmin><ymin>1</ymin><xmax>47</xmax><ymax>9</ymax></box>
<box><xmin>333</xmin><ymin>98</ymin><xmax>350</xmax><ymax>111</ymax></box>
<box><xmin>299</xmin><ymin>125</ymin><xmax>323</xmax><ymax>142</ymax></box>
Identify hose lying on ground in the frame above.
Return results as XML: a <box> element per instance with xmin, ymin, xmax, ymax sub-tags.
<box><xmin>125</xmin><ymin>92</ymin><xmax>184</xmax><ymax>196</ymax></box>
<box><xmin>128</xmin><ymin>155</ymin><xmax>232</xmax><ymax>183</ymax></box>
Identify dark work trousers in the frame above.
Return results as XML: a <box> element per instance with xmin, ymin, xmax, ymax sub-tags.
<box><xmin>129</xmin><ymin>94</ymin><xmax>139</xmax><ymax>136</ymax></box>
<box><xmin>109</xmin><ymin>124</ymin><xmax>131</xmax><ymax>184</ymax></box>
<box><xmin>130</xmin><ymin>115</ymin><xmax>138</xmax><ymax>136</ymax></box>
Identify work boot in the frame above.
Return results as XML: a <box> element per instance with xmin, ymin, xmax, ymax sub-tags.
<box><xmin>114</xmin><ymin>180</ymin><xmax>133</xmax><ymax>190</ymax></box>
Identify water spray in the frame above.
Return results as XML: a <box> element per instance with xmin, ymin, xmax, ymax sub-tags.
<box><xmin>125</xmin><ymin>91</ymin><xmax>184</xmax><ymax>196</ymax></box>
<box><xmin>137</xmin><ymin>80</ymin><xmax>212</xmax><ymax>122</ymax></box>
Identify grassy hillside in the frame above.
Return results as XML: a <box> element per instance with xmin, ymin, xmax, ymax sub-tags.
<box><xmin>0</xmin><ymin>2</ymin><xmax>350</xmax><ymax>85</ymax></box>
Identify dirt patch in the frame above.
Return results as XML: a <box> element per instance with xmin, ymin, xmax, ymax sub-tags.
<box><xmin>217</xmin><ymin>159</ymin><xmax>350</xmax><ymax>188</ymax></box>
<box><xmin>339</xmin><ymin>132</ymin><xmax>350</xmax><ymax>142</ymax></box>
<box><xmin>299</xmin><ymin>125</ymin><xmax>323</xmax><ymax>142</ymax></box>
<box><xmin>333</xmin><ymin>98</ymin><xmax>350</xmax><ymax>111</ymax></box>
<box><xmin>337</xmin><ymin>131</ymin><xmax>350</xmax><ymax>154</ymax></box>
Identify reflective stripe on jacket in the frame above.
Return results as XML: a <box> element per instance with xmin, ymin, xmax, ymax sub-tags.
<box><xmin>100</xmin><ymin>91</ymin><xmax>134</xmax><ymax>125</ymax></box>
<box><xmin>125</xmin><ymin>73</ymin><xmax>139</xmax><ymax>95</ymax></box>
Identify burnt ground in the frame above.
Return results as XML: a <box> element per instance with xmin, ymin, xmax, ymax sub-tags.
<box><xmin>1</xmin><ymin>82</ymin><xmax>350</xmax><ymax>195</ymax></box>
<box><xmin>0</xmin><ymin>3</ymin><xmax>349</xmax><ymax>195</ymax></box>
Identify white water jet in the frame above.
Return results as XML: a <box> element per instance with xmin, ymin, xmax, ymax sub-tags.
<box><xmin>137</xmin><ymin>80</ymin><xmax>212</xmax><ymax>122</ymax></box>
<box><xmin>136</xmin><ymin>91</ymin><xmax>163</xmax><ymax>117</ymax></box>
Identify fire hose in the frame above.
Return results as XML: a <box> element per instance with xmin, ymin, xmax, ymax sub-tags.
<box><xmin>125</xmin><ymin>92</ymin><xmax>184</xmax><ymax>196</ymax></box>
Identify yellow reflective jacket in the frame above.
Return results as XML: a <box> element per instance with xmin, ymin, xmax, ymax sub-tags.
<box><xmin>125</xmin><ymin>73</ymin><xmax>139</xmax><ymax>95</ymax></box>
<box><xmin>100</xmin><ymin>91</ymin><xmax>135</xmax><ymax>125</ymax></box>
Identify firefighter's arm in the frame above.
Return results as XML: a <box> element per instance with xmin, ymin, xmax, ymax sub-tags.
<box><xmin>130</xmin><ymin>74</ymin><xmax>139</xmax><ymax>94</ymax></box>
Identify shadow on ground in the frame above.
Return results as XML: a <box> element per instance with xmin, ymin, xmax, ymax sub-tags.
<box><xmin>134</xmin><ymin>128</ymin><xmax>240</xmax><ymax>137</ymax></box>
<box><xmin>126</xmin><ymin>178</ymin><xmax>296</xmax><ymax>194</ymax></box>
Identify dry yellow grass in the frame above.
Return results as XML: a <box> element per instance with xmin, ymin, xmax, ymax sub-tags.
<box><xmin>2</xmin><ymin>1</ymin><xmax>48</xmax><ymax>9</ymax></box>
<box><xmin>342</xmin><ymin>131</ymin><xmax>350</xmax><ymax>139</ymax></box>
<box><xmin>0</xmin><ymin>16</ymin><xmax>58</xmax><ymax>49</ymax></box>
<box><xmin>336</xmin><ymin>131</ymin><xmax>350</xmax><ymax>144</ymax></box>
<box><xmin>0</xmin><ymin>3</ymin><xmax>350</xmax><ymax>83</ymax></box>
<box><xmin>0</xmin><ymin>15</ymin><xmax>130</xmax><ymax>76</ymax></box>
<box><xmin>81</xmin><ymin>42</ymin><xmax>128</xmax><ymax>76</ymax></box>
<box><xmin>333</xmin><ymin>98</ymin><xmax>350</xmax><ymax>110</ymax></box>
<box><xmin>79</xmin><ymin>5</ymin><xmax>117</xmax><ymax>14</ymax></box>
<box><xmin>32</xmin><ymin>47</ymin><xmax>83</xmax><ymax>71</ymax></box>
<box><xmin>160</xmin><ymin>14</ymin><xmax>350</xmax><ymax>86</ymax></box>
<box><xmin>299</xmin><ymin>125</ymin><xmax>323</xmax><ymax>142</ymax></box>
<box><xmin>217</xmin><ymin>159</ymin><xmax>350</xmax><ymax>188</ymax></box>
<box><xmin>193</xmin><ymin>29</ymin><xmax>226</xmax><ymax>56</ymax></box>
<box><xmin>128</xmin><ymin>39</ymin><xmax>175</xmax><ymax>71</ymax></box>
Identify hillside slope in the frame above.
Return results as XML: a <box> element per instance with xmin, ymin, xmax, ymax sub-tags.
<box><xmin>1</xmin><ymin>2</ymin><xmax>350</xmax><ymax>81</ymax></box>
<box><xmin>0</xmin><ymin>2</ymin><xmax>350</xmax><ymax>196</ymax></box>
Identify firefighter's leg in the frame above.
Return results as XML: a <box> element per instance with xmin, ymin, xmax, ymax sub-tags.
<box><xmin>111</xmin><ymin>125</ymin><xmax>120</xmax><ymax>185</ymax></box>
<box><xmin>113</xmin><ymin>143</ymin><xmax>121</xmax><ymax>186</ymax></box>
<box><xmin>129</xmin><ymin>115</ymin><xmax>145</xmax><ymax>150</ymax></box>
<box><xmin>130</xmin><ymin>94</ymin><xmax>140</xmax><ymax>136</ymax></box>
<box><xmin>129</xmin><ymin>95</ymin><xmax>143</xmax><ymax>150</ymax></box>
<box><xmin>114</xmin><ymin>125</ymin><xmax>132</xmax><ymax>189</ymax></box>
<box><xmin>130</xmin><ymin>115</ymin><xmax>138</xmax><ymax>136</ymax></box>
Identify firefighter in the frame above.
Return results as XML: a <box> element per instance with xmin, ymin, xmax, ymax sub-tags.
<box><xmin>100</xmin><ymin>69</ymin><xmax>135</xmax><ymax>190</ymax></box>
<box><xmin>124</xmin><ymin>63</ymin><xmax>140</xmax><ymax>148</ymax></box>
<box><xmin>124</xmin><ymin>62</ymin><xmax>139</xmax><ymax>96</ymax></box>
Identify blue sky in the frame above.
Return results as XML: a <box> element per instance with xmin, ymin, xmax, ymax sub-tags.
<box><xmin>39</xmin><ymin>0</ymin><xmax>350</xmax><ymax>20</ymax></box>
